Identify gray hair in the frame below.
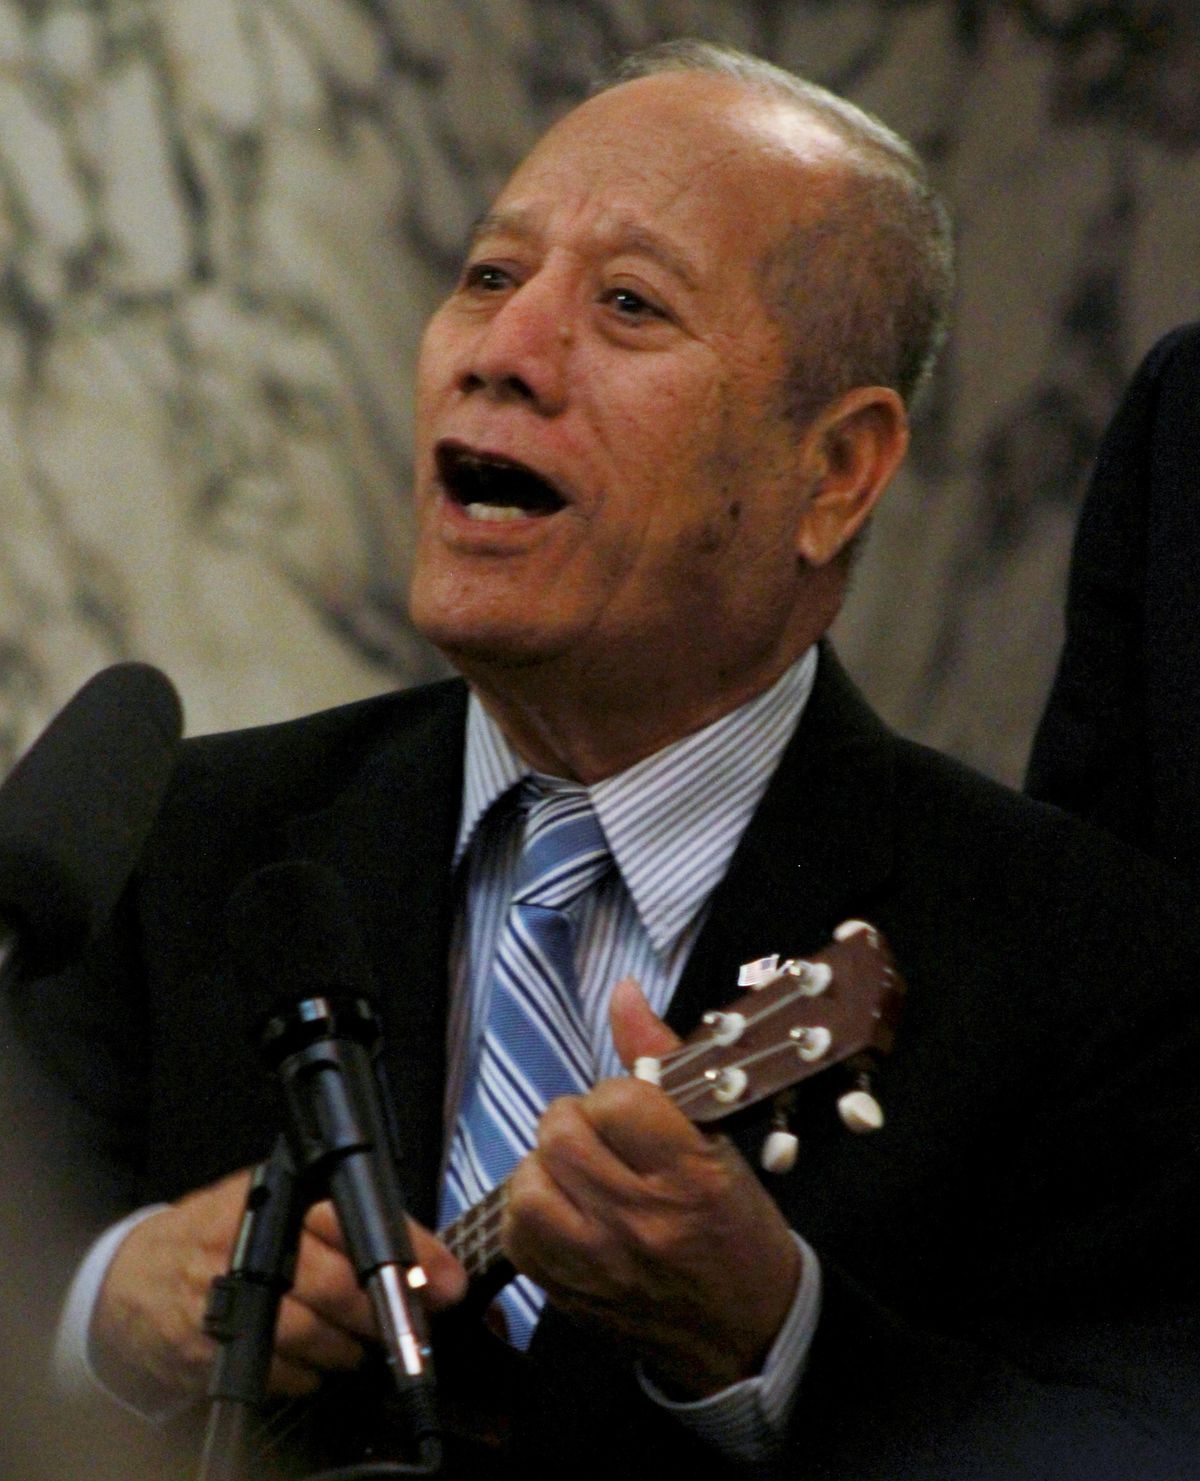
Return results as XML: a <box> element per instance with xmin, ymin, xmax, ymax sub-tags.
<box><xmin>599</xmin><ymin>40</ymin><xmax>955</xmax><ymax>414</ymax></box>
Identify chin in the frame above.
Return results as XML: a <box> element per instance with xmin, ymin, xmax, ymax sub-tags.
<box><xmin>411</xmin><ymin>606</ymin><xmax>563</xmax><ymax>677</ymax></box>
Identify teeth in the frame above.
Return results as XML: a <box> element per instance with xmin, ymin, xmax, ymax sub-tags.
<box><xmin>437</xmin><ymin>444</ymin><xmax>566</xmax><ymax>517</ymax></box>
<box><xmin>462</xmin><ymin>502</ymin><xmax>531</xmax><ymax>522</ymax></box>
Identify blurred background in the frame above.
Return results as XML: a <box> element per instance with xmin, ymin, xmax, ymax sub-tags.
<box><xmin>1</xmin><ymin>0</ymin><xmax>1198</xmax><ymax>786</ymax></box>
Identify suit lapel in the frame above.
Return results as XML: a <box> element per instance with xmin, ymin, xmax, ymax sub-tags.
<box><xmin>666</xmin><ymin>648</ymin><xmax>897</xmax><ymax>1035</ymax></box>
<box><xmin>281</xmin><ymin>682</ymin><xmax>468</xmax><ymax>1226</ymax></box>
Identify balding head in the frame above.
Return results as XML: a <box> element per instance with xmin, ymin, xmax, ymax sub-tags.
<box><xmin>599</xmin><ymin>40</ymin><xmax>955</xmax><ymax>417</ymax></box>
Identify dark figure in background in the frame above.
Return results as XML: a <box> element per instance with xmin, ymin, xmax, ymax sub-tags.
<box><xmin>1027</xmin><ymin>322</ymin><xmax>1200</xmax><ymax>870</ymax></box>
<box><xmin>12</xmin><ymin>44</ymin><xmax>1200</xmax><ymax>1481</ymax></box>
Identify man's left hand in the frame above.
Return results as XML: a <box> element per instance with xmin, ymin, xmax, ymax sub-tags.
<box><xmin>502</xmin><ymin>977</ymin><xmax>802</xmax><ymax>1396</ymax></box>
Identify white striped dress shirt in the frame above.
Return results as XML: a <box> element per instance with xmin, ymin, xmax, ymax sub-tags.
<box><xmin>446</xmin><ymin>646</ymin><xmax>822</xmax><ymax>1463</ymax></box>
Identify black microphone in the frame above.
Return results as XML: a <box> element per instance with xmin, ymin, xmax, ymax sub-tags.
<box><xmin>224</xmin><ymin>860</ymin><xmax>440</xmax><ymax>1474</ymax></box>
<box><xmin>0</xmin><ymin>662</ymin><xmax>184</xmax><ymax>977</ymax></box>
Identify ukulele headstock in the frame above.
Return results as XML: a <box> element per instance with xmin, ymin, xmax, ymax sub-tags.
<box><xmin>634</xmin><ymin>920</ymin><xmax>904</xmax><ymax>1129</ymax></box>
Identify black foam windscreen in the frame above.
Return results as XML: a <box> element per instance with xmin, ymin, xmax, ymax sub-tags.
<box><xmin>0</xmin><ymin>662</ymin><xmax>183</xmax><ymax>969</ymax></box>
<box><xmin>225</xmin><ymin>859</ymin><xmax>379</xmax><ymax>1027</ymax></box>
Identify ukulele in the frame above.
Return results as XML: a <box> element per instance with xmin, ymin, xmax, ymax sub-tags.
<box><xmin>243</xmin><ymin>919</ymin><xmax>904</xmax><ymax>1478</ymax></box>
<box><xmin>441</xmin><ymin>917</ymin><xmax>903</xmax><ymax>1297</ymax></box>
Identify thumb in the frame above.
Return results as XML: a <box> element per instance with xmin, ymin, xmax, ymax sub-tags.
<box><xmin>610</xmin><ymin>976</ymin><xmax>681</xmax><ymax>1070</ymax></box>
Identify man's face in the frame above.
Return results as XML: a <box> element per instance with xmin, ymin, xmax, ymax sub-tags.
<box><xmin>409</xmin><ymin>73</ymin><xmax>847</xmax><ymax>713</ymax></box>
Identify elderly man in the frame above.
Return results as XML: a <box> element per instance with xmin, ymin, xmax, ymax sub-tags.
<box><xmin>17</xmin><ymin>41</ymin><xmax>1200</xmax><ymax>1481</ymax></box>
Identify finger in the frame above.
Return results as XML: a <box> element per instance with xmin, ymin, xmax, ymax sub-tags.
<box><xmin>581</xmin><ymin>1073</ymin><xmax>715</xmax><ymax>1178</ymax></box>
<box><xmin>304</xmin><ymin>1201</ymin><xmax>467</xmax><ymax>1312</ymax></box>
<box><xmin>536</xmin><ymin>1094</ymin><xmax>655</xmax><ymax>1212</ymax></box>
<box><xmin>503</xmin><ymin>1148</ymin><xmax>613</xmax><ymax>1296</ymax></box>
<box><xmin>407</xmin><ymin>1219</ymin><xmax>468</xmax><ymax>1309</ymax></box>
<box><xmin>289</xmin><ymin>1227</ymin><xmax>376</xmax><ymax>1341</ymax></box>
<box><xmin>303</xmin><ymin>1199</ymin><xmax>344</xmax><ymax>1251</ymax></box>
<box><xmin>518</xmin><ymin>1095</ymin><xmax>703</xmax><ymax>1251</ymax></box>
<box><xmin>609</xmin><ymin>977</ymin><xmax>681</xmax><ymax>1068</ymax></box>
<box><xmin>273</xmin><ymin>1288</ymin><xmax>368</xmax><ymax>1377</ymax></box>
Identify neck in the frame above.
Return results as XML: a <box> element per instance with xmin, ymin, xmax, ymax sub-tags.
<box><xmin>445</xmin><ymin>571</ymin><xmax>843</xmax><ymax>782</ymax></box>
<box><xmin>461</xmin><ymin>640</ymin><xmax>822</xmax><ymax>784</ymax></box>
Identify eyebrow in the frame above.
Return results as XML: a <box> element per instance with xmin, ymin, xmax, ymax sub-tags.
<box><xmin>466</xmin><ymin>208</ymin><xmax>703</xmax><ymax>291</ymax></box>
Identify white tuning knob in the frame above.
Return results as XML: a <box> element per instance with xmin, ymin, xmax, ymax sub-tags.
<box><xmin>760</xmin><ymin>1130</ymin><xmax>800</xmax><ymax>1174</ymax></box>
<box><xmin>833</xmin><ymin>919</ymin><xmax>876</xmax><ymax>943</ymax></box>
<box><xmin>702</xmin><ymin>1009</ymin><xmax>747</xmax><ymax>1046</ymax></box>
<box><xmin>633</xmin><ymin>1056</ymin><xmax>662</xmax><ymax>1086</ymax></box>
<box><xmin>707</xmin><ymin>1065</ymin><xmax>749</xmax><ymax>1104</ymax></box>
<box><xmin>785</xmin><ymin>960</ymin><xmax>833</xmax><ymax>996</ymax></box>
<box><xmin>791</xmin><ymin>1025</ymin><xmax>832</xmax><ymax>1062</ymax></box>
<box><xmin>837</xmin><ymin>1088</ymin><xmax>885</xmax><ymax>1133</ymax></box>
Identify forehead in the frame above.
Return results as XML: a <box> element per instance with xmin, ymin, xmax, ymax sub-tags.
<box><xmin>482</xmin><ymin>72</ymin><xmax>849</xmax><ymax>280</ymax></box>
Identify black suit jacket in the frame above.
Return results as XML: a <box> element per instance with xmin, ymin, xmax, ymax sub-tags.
<box><xmin>1027</xmin><ymin>322</ymin><xmax>1200</xmax><ymax>870</ymax></box>
<box><xmin>15</xmin><ymin>649</ymin><xmax>1200</xmax><ymax>1479</ymax></box>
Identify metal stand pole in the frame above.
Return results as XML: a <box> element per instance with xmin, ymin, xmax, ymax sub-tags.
<box><xmin>198</xmin><ymin>1136</ymin><xmax>307</xmax><ymax>1481</ymax></box>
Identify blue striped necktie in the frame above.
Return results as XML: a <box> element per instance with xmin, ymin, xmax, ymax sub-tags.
<box><xmin>441</xmin><ymin>782</ymin><xmax>612</xmax><ymax>1346</ymax></box>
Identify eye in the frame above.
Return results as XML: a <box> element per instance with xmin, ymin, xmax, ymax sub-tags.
<box><xmin>461</xmin><ymin>262</ymin><xmax>514</xmax><ymax>293</ymax></box>
<box><xmin>603</xmin><ymin>286</ymin><xmax>668</xmax><ymax>322</ymax></box>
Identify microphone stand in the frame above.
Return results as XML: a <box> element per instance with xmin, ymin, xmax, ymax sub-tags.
<box><xmin>199</xmin><ymin>1137</ymin><xmax>308</xmax><ymax>1481</ymax></box>
<box><xmin>207</xmin><ymin>862</ymin><xmax>443</xmax><ymax>1481</ymax></box>
<box><xmin>198</xmin><ymin>1001</ymin><xmax>442</xmax><ymax>1481</ymax></box>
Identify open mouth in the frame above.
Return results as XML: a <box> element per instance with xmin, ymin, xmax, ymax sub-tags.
<box><xmin>436</xmin><ymin>443</ymin><xmax>567</xmax><ymax>522</ymax></box>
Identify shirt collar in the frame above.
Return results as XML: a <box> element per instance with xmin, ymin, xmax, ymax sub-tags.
<box><xmin>456</xmin><ymin>647</ymin><xmax>818</xmax><ymax>953</ymax></box>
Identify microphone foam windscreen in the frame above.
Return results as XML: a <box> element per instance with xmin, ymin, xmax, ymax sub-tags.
<box><xmin>0</xmin><ymin>662</ymin><xmax>183</xmax><ymax>967</ymax></box>
<box><xmin>225</xmin><ymin>860</ymin><xmax>378</xmax><ymax>1026</ymax></box>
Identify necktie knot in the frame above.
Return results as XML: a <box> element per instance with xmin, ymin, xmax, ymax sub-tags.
<box><xmin>514</xmin><ymin>784</ymin><xmax>611</xmax><ymax>911</ymax></box>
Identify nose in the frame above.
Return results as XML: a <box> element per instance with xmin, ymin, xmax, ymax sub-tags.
<box><xmin>459</xmin><ymin>271</ymin><xmax>572</xmax><ymax>414</ymax></box>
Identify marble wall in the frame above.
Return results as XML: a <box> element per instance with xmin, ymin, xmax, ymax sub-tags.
<box><xmin>2</xmin><ymin>0</ymin><xmax>1198</xmax><ymax>784</ymax></box>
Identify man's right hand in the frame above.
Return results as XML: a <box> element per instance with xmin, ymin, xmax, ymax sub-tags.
<box><xmin>91</xmin><ymin>1168</ymin><xmax>467</xmax><ymax>1406</ymax></box>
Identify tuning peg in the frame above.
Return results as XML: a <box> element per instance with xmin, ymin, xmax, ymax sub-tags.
<box><xmin>760</xmin><ymin>1129</ymin><xmax>800</xmax><ymax>1174</ymax></box>
<box><xmin>702</xmin><ymin>1009</ymin><xmax>747</xmax><ymax>1046</ymax></box>
<box><xmin>761</xmin><ymin>1092</ymin><xmax>800</xmax><ymax>1174</ymax></box>
<box><xmin>633</xmin><ymin>1056</ymin><xmax>661</xmax><ymax>1086</ymax></box>
<box><xmin>782</xmin><ymin>959</ymin><xmax>833</xmax><ymax>996</ymax></box>
<box><xmin>790</xmin><ymin>1024</ymin><xmax>832</xmax><ymax>1062</ymax></box>
<box><xmin>837</xmin><ymin>1088</ymin><xmax>884</xmax><ymax>1134</ymax></box>
<box><xmin>706</xmin><ymin>1065</ymin><xmax>749</xmax><ymax>1105</ymax></box>
<box><xmin>833</xmin><ymin>919</ymin><xmax>878</xmax><ymax>944</ymax></box>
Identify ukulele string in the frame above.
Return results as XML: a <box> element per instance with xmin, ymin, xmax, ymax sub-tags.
<box><xmin>443</xmin><ymin>1184</ymin><xmax>508</xmax><ymax>1272</ymax></box>
<box><xmin>657</xmin><ymin>974</ymin><xmax>854</xmax><ymax>1108</ymax></box>
<box><xmin>664</xmin><ymin>1039</ymin><xmax>805</xmax><ymax>1112</ymax></box>
<box><xmin>650</xmin><ymin>977</ymin><xmax>837</xmax><ymax>1080</ymax></box>
<box><xmin>445</xmin><ymin>1191</ymin><xmax>507</xmax><ymax>1272</ymax></box>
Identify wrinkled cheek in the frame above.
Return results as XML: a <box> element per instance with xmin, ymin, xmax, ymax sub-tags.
<box><xmin>687</xmin><ymin>454</ymin><xmax>746</xmax><ymax>558</ymax></box>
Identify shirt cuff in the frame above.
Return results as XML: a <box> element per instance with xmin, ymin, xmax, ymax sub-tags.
<box><xmin>53</xmin><ymin>1203</ymin><xmax>191</xmax><ymax>1422</ymax></box>
<box><xmin>637</xmin><ymin>1233</ymin><xmax>820</xmax><ymax>1466</ymax></box>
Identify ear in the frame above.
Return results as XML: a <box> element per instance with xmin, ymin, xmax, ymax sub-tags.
<box><xmin>794</xmin><ymin>387</ymin><xmax>909</xmax><ymax>567</ymax></box>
